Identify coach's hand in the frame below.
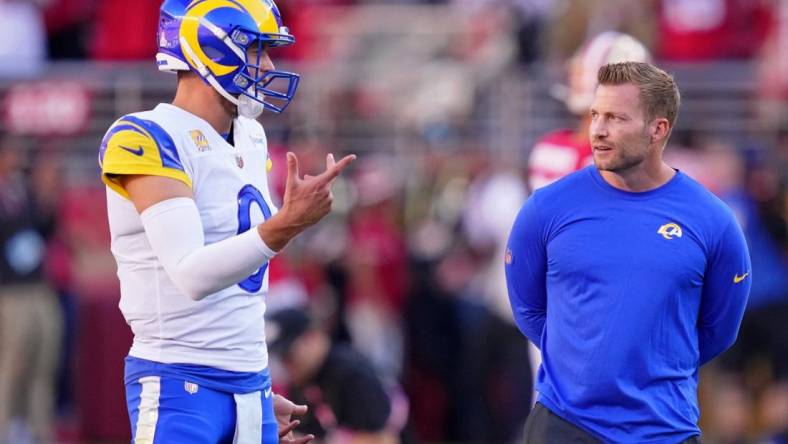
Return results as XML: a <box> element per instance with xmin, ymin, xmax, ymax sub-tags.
<box><xmin>274</xmin><ymin>394</ymin><xmax>314</xmax><ymax>444</ymax></box>
<box><xmin>259</xmin><ymin>152</ymin><xmax>355</xmax><ymax>251</ymax></box>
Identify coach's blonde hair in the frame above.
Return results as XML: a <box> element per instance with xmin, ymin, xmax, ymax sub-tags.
<box><xmin>597</xmin><ymin>62</ymin><xmax>681</xmax><ymax>129</ymax></box>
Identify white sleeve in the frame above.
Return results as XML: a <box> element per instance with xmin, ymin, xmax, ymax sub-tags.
<box><xmin>140</xmin><ymin>197</ymin><xmax>276</xmax><ymax>301</ymax></box>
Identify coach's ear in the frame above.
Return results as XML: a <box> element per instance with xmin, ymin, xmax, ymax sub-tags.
<box><xmin>650</xmin><ymin>117</ymin><xmax>670</xmax><ymax>146</ymax></box>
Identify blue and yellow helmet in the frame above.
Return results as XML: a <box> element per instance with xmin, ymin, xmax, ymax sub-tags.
<box><xmin>156</xmin><ymin>0</ymin><xmax>299</xmax><ymax>114</ymax></box>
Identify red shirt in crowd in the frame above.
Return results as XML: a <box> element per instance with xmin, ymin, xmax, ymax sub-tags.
<box><xmin>527</xmin><ymin>129</ymin><xmax>593</xmax><ymax>192</ymax></box>
<box><xmin>657</xmin><ymin>0</ymin><xmax>774</xmax><ymax>60</ymax></box>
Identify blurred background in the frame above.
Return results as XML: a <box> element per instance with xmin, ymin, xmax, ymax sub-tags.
<box><xmin>0</xmin><ymin>0</ymin><xmax>786</xmax><ymax>443</ymax></box>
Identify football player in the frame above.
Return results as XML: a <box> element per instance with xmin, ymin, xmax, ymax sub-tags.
<box><xmin>98</xmin><ymin>1</ymin><xmax>354</xmax><ymax>442</ymax></box>
<box><xmin>527</xmin><ymin>31</ymin><xmax>650</xmax><ymax>191</ymax></box>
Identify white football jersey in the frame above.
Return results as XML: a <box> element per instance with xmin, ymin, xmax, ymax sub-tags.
<box><xmin>99</xmin><ymin>103</ymin><xmax>277</xmax><ymax>372</ymax></box>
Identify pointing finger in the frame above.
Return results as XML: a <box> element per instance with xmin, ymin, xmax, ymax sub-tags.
<box><xmin>317</xmin><ymin>154</ymin><xmax>356</xmax><ymax>185</ymax></box>
<box><xmin>325</xmin><ymin>153</ymin><xmax>338</xmax><ymax>185</ymax></box>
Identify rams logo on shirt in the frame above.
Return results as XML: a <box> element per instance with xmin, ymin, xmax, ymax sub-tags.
<box><xmin>657</xmin><ymin>222</ymin><xmax>683</xmax><ymax>240</ymax></box>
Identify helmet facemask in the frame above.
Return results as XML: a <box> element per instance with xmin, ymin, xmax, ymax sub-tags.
<box><xmin>228</xmin><ymin>28</ymin><xmax>300</xmax><ymax>116</ymax></box>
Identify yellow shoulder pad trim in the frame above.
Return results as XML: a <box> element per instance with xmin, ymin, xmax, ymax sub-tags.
<box><xmin>98</xmin><ymin>116</ymin><xmax>192</xmax><ymax>198</ymax></box>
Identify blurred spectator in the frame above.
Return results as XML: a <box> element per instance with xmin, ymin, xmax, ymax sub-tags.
<box><xmin>0</xmin><ymin>0</ymin><xmax>49</xmax><ymax>78</ymax></box>
<box><xmin>401</xmin><ymin>8</ymin><xmax>516</xmax><ymax>138</ymax></box>
<box><xmin>451</xmin><ymin>0</ymin><xmax>555</xmax><ymax>65</ymax></box>
<box><xmin>33</xmin><ymin>149</ymin><xmax>80</xmax><ymax>436</ymax></box>
<box><xmin>756</xmin><ymin>0</ymin><xmax>788</xmax><ymax>129</ymax></box>
<box><xmin>663</xmin><ymin>132</ymin><xmax>726</xmax><ymax>194</ymax></box>
<box><xmin>0</xmin><ymin>136</ymin><xmax>63</xmax><ymax>444</ymax></box>
<box><xmin>656</xmin><ymin>0</ymin><xmax>774</xmax><ymax>60</ymax></box>
<box><xmin>267</xmin><ymin>308</ymin><xmax>408</xmax><ymax>444</ymax></box>
<box><xmin>43</xmin><ymin>0</ymin><xmax>95</xmax><ymax>59</ymax></box>
<box><xmin>545</xmin><ymin>0</ymin><xmax>655</xmax><ymax>60</ymax></box>
<box><xmin>91</xmin><ymin>0</ymin><xmax>160</xmax><ymax>60</ymax></box>
<box><xmin>397</xmin><ymin>151</ymin><xmax>474</xmax><ymax>443</ymax></box>
<box><xmin>460</xmin><ymin>160</ymin><xmax>532</xmax><ymax>444</ymax></box>
<box><xmin>344</xmin><ymin>156</ymin><xmax>408</xmax><ymax>381</ymax></box>
<box><xmin>403</xmin><ymin>251</ymin><xmax>473</xmax><ymax>443</ymax></box>
<box><xmin>275</xmin><ymin>0</ymin><xmax>351</xmax><ymax>62</ymax></box>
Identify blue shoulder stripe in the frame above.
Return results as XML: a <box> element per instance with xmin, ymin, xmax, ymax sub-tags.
<box><xmin>121</xmin><ymin>115</ymin><xmax>185</xmax><ymax>172</ymax></box>
<box><xmin>98</xmin><ymin>123</ymin><xmax>147</xmax><ymax>167</ymax></box>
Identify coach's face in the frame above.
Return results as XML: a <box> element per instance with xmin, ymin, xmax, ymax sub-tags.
<box><xmin>589</xmin><ymin>83</ymin><xmax>651</xmax><ymax>173</ymax></box>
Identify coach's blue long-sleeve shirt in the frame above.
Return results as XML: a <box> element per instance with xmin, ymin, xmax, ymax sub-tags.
<box><xmin>506</xmin><ymin>166</ymin><xmax>751</xmax><ymax>443</ymax></box>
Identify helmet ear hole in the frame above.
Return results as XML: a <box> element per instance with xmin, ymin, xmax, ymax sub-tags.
<box><xmin>231</xmin><ymin>29</ymin><xmax>253</xmax><ymax>48</ymax></box>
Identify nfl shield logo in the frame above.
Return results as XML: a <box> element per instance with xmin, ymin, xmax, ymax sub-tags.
<box><xmin>184</xmin><ymin>381</ymin><xmax>199</xmax><ymax>394</ymax></box>
<box><xmin>236</xmin><ymin>155</ymin><xmax>244</xmax><ymax>169</ymax></box>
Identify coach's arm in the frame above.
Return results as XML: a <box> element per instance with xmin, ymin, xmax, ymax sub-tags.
<box><xmin>698</xmin><ymin>217</ymin><xmax>752</xmax><ymax>366</ymax></box>
<box><xmin>505</xmin><ymin>194</ymin><xmax>549</xmax><ymax>348</ymax></box>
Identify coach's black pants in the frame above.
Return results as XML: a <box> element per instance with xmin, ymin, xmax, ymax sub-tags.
<box><xmin>524</xmin><ymin>403</ymin><xmax>702</xmax><ymax>443</ymax></box>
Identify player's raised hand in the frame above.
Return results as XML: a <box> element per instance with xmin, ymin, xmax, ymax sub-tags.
<box><xmin>259</xmin><ymin>151</ymin><xmax>355</xmax><ymax>251</ymax></box>
<box><xmin>302</xmin><ymin>154</ymin><xmax>338</xmax><ymax>181</ymax></box>
<box><xmin>282</xmin><ymin>151</ymin><xmax>355</xmax><ymax>228</ymax></box>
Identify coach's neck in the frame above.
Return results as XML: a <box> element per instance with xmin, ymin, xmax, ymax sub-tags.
<box><xmin>599</xmin><ymin>150</ymin><xmax>676</xmax><ymax>193</ymax></box>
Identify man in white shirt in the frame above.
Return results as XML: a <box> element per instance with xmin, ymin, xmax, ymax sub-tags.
<box><xmin>98</xmin><ymin>1</ymin><xmax>354</xmax><ymax>442</ymax></box>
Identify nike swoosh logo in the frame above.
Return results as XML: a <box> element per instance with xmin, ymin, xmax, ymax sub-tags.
<box><xmin>264</xmin><ymin>388</ymin><xmax>272</xmax><ymax>398</ymax></box>
<box><xmin>733</xmin><ymin>272</ymin><xmax>749</xmax><ymax>284</ymax></box>
<box><xmin>119</xmin><ymin>144</ymin><xmax>144</xmax><ymax>156</ymax></box>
